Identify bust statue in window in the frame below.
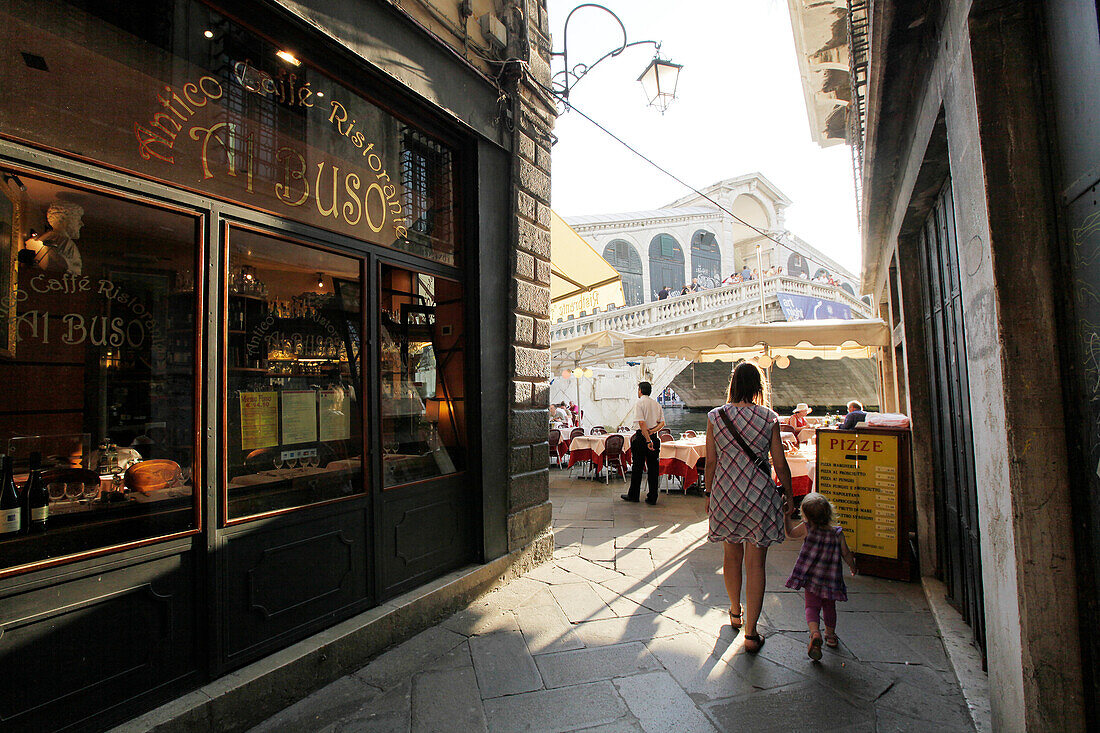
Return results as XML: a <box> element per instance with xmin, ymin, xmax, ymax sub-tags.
<box><xmin>24</xmin><ymin>202</ymin><xmax>84</xmax><ymax>275</ymax></box>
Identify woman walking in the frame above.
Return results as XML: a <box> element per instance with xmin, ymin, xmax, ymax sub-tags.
<box><xmin>704</xmin><ymin>362</ymin><xmax>794</xmax><ymax>653</ymax></box>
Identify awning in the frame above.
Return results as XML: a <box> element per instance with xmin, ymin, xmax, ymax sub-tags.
<box><xmin>550</xmin><ymin>211</ymin><xmax>624</xmax><ymax>321</ymax></box>
<box><xmin>622</xmin><ymin>319</ymin><xmax>891</xmax><ymax>362</ymax></box>
<box><xmin>550</xmin><ymin>330</ymin><xmax>635</xmax><ymax>371</ymax></box>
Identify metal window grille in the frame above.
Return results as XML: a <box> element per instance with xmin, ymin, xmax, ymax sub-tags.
<box><xmin>400</xmin><ymin>127</ymin><xmax>456</xmax><ymax>256</ymax></box>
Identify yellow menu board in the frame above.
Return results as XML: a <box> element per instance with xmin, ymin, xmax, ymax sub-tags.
<box><xmin>240</xmin><ymin>392</ymin><xmax>279</xmax><ymax>450</ymax></box>
<box><xmin>816</xmin><ymin>432</ymin><xmax>899</xmax><ymax>559</ymax></box>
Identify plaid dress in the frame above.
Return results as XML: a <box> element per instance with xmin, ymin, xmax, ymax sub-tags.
<box><xmin>785</xmin><ymin>525</ymin><xmax>848</xmax><ymax>601</ymax></box>
<box><xmin>707</xmin><ymin>404</ymin><xmax>785</xmax><ymax>547</ymax></box>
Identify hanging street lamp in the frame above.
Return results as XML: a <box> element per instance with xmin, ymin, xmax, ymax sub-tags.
<box><xmin>637</xmin><ymin>56</ymin><xmax>683</xmax><ymax>113</ymax></box>
<box><xmin>550</xmin><ymin>3</ymin><xmax>682</xmax><ymax>112</ymax></box>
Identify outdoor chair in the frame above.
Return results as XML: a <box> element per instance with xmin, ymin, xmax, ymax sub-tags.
<box><xmin>658</xmin><ymin>428</ymin><xmax>672</xmax><ymax>440</ymax></box>
<box><xmin>683</xmin><ymin>430</ymin><xmax>697</xmax><ymax>438</ymax></box>
<box><xmin>549</xmin><ymin>429</ymin><xmax>564</xmax><ymax>468</ymax></box>
<box><xmin>591</xmin><ymin>426</ymin><xmax>607</xmax><ymax>435</ymax></box>
<box><xmin>658</xmin><ymin>432</ymin><xmax>673</xmax><ymax>443</ymax></box>
<box><xmin>618</xmin><ymin>426</ymin><xmax>633</xmax><ymax>433</ymax></box>
<box><xmin>602</xmin><ymin>433</ymin><xmax>628</xmax><ymax>482</ymax></box>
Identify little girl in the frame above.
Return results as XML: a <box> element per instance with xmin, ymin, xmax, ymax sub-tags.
<box><xmin>784</xmin><ymin>493</ymin><xmax>858</xmax><ymax>660</ymax></box>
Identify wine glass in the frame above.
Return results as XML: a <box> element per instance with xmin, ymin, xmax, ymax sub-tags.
<box><xmin>307</xmin><ymin>451</ymin><xmax>319</xmax><ymax>469</ymax></box>
<box><xmin>272</xmin><ymin>452</ymin><xmax>285</xmax><ymax>472</ymax></box>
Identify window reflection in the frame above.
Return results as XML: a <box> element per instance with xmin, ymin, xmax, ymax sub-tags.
<box><xmin>224</xmin><ymin>228</ymin><xmax>363</xmax><ymax>520</ymax></box>
<box><xmin>380</xmin><ymin>265</ymin><xmax>464</xmax><ymax>487</ymax></box>
<box><xmin>0</xmin><ymin>171</ymin><xmax>199</xmax><ymax>571</ymax></box>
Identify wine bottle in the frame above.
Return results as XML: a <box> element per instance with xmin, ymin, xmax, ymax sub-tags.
<box><xmin>0</xmin><ymin>455</ymin><xmax>20</xmax><ymax>535</ymax></box>
<box><xmin>25</xmin><ymin>469</ymin><xmax>48</xmax><ymax>533</ymax></box>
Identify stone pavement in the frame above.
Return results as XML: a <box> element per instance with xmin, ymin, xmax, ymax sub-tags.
<box><xmin>248</xmin><ymin>472</ymin><xmax>975</xmax><ymax>732</ymax></box>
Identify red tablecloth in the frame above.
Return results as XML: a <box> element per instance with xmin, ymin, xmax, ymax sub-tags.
<box><xmin>567</xmin><ymin>434</ymin><xmax>632</xmax><ymax>474</ymax></box>
<box><xmin>658</xmin><ymin>438</ymin><xmax>706</xmax><ymax>489</ymax></box>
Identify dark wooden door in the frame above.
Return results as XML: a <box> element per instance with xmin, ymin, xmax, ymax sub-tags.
<box><xmin>917</xmin><ymin>180</ymin><xmax>986</xmax><ymax>660</ymax></box>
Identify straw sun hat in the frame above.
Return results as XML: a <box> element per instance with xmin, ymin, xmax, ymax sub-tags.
<box><xmin>794</xmin><ymin>403</ymin><xmax>812</xmax><ymax>415</ymax></box>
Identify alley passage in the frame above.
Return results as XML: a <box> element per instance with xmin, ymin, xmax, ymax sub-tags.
<box><xmin>250</xmin><ymin>473</ymin><xmax>974</xmax><ymax>732</ymax></box>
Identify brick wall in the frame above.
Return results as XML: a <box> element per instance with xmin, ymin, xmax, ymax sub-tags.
<box><xmin>504</xmin><ymin>0</ymin><xmax>555</xmax><ymax>553</ymax></box>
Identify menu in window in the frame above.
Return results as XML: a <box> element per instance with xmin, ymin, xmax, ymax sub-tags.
<box><xmin>280</xmin><ymin>390</ymin><xmax>318</xmax><ymax>445</ymax></box>
<box><xmin>816</xmin><ymin>432</ymin><xmax>900</xmax><ymax>559</ymax></box>
<box><xmin>240</xmin><ymin>392</ymin><xmax>279</xmax><ymax>450</ymax></box>
<box><xmin>319</xmin><ymin>389</ymin><xmax>351</xmax><ymax>441</ymax></box>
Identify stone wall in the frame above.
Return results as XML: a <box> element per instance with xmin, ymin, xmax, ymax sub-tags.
<box><xmin>504</xmin><ymin>0</ymin><xmax>555</xmax><ymax>554</ymax></box>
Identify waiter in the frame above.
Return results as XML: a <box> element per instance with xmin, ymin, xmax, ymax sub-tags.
<box><xmin>622</xmin><ymin>381</ymin><xmax>666</xmax><ymax>505</ymax></box>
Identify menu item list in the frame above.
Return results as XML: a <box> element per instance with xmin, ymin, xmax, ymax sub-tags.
<box><xmin>816</xmin><ymin>432</ymin><xmax>899</xmax><ymax>559</ymax></box>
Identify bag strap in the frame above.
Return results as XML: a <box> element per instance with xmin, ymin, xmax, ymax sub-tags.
<box><xmin>717</xmin><ymin>406</ymin><xmax>771</xmax><ymax>480</ymax></box>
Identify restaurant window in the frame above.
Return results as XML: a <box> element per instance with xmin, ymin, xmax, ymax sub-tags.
<box><xmin>0</xmin><ymin>171</ymin><xmax>200</xmax><ymax>573</ymax></box>
<box><xmin>0</xmin><ymin>0</ymin><xmax>461</xmax><ymax>266</ymax></box>
<box><xmin>224</xmin><ymin>228</ymin><xmax>363</xmax><ymax>521</ymax></box>
<box><xmin>380</xmin><ymin>264</ymin><xmax>465</xmax><ymax>487</ymax></box>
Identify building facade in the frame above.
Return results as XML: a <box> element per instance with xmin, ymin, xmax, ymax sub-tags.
<box><xmin>787</xmin><ymin>0</ymin><xmax>1100</xmax><ymax>729</ymax></box>
<box><xmin>0</xmin><ymin>1</ymin><xmax>555</xmax><ymax>731</ymax></box>
<box><xmin>564</xmin><ymin>173</ymin><xmax>860</xmax><ymax>306</ymax></box>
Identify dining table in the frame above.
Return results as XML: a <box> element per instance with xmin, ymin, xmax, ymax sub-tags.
<box><xmin>777</xmin><ymin>444</ymin><xmax>817</xmax><ymax>496</ymax></box>
<box><xmin>567</xmin><ymin>433</ymin><xmax>633</xmax><ymax>476</ymax></box>
<box><xmin>658</xmin><ymin>437</ymin><xmax>707</xmax><ymax>490</ymax></box>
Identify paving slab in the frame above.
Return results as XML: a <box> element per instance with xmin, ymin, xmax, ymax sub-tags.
<box><xmin>557</xmin><ymin>555</ymin><xmax>626</xmax><ymax>583</ymax></box>
<box><xmin>549</xmin><ymin>582</ymin><xmax>618</xmax><ymax>623</ymax></box>
<box><xmin>246</xmin><ymin>675</ymin><xmax>378</xmax><ymax>733</ymax></box>
<box><xmin>469</xmin><ymin>630</ymin><xmax>543</xmax><ymax>699</ymax></box>
<box><xmin>516</xmin><ymin>603</ymin><xmax>587</xmax><ymax>655</ymax></box>
<box><xmin>572</xmin><ymin>611</ymin><xmax>684</xmax><ymax>647</ymax></box>
<box><xmin>482</xmin><ymin>681</ymin><xmax>629</xmax><ymax>733</ymax></box>
<box><xmin>613</xmin><ymin>671</ymin><xmax>718</xmax><ymax>733</ymax></box>
<box><xmin>534</xmin><ymin>642</ymin><xmax>663</xmax><ymax>688</ymax></box>
<box><xmin>330</xmin><ymin>679</ymin><xmax>412</xmax><ymax>733</ymax></box>
<box><xmin>703</xmin><ymin>679</ymin><xmax>876</xmax><ymax>732</ymax></box>
<box><xmin>354</xmin><ymin>626</ymin><xmax>467</xmax><ymax>690</ymax></box>
<box><xmin>410</xmin><ymin>667</ymin><xmax>487</xmax><ymax>733</ymax></box>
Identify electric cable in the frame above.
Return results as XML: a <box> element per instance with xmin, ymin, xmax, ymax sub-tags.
<box><xmin>527</xmin><ymin>73</ymin><xmax>789</xmax><ymax>249</ymax></box>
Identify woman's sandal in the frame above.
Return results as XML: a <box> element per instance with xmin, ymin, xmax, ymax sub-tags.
<box><xmin>824</xmin><ymin>631</ymin><xmax>839</xmax><ymax>649</ymax></box>
<box><xmin>743</xmin><ymin>633</ymin><xmax>765</xmax><ymax>654</ymax></box>
<box><xmin>807</xmin><ymin>632</ymin><xmax>823</xmax><ymax>661</ymax></box>
<box><xmin>728</xmin><ymin>606</ymin><xmax>743</xmax><ymax>630</ymax></box>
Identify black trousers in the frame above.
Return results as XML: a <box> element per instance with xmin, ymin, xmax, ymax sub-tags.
<box><xmin>627</xmin><ymin>430</ymin><xmax>661</xmax><ymax>502</ymax></box>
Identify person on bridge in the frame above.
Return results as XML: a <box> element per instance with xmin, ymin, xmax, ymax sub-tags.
<box><xmin>621</xmin><ymin>381</ymin><xmax>665</xmax><ymax>505</ymax></box>
<box><xmin>741</xmin><ymin>265</ymin><xmax>752</xmax><ymax>281</ymax></box>
<box><xmin>679</xmin><ymin>284</ymin><xmax>691</xmax><ymax>296</ymax></box>
<box><xmin>689</xmin><ymin>278</ymin><xmax>702</xmax><ymax>292</ymax></box>
<box><xmin>657</xmin><ymin>285</ymin><xmax>672</xmax><ymax>300</ymax></box>
<box><xmin>704</xmin><ymin>362</ymin><xmax>794</xmax><ymax>653</ymax></box>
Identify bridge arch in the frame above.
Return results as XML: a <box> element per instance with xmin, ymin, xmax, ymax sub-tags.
<box><xmin>649</xmin><ymin>233</ymin><xmax>685</xmax><ymax>297</ymax></box>
<box><xmin>690</xmin><ymin>229</ymin><xmax>721</xmax><ymax>288</ymax></box>
<box><xmin>603</xmin><ymin>239</ymin><xmax>644</xmax><ymax>306</ymax></box>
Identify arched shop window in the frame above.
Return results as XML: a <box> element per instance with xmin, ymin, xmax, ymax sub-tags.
<box><xmin>690</xmin><ymin>230</ymin><xmax>721</xmax><ymax>288</ymax></box>
<box><xmin>814</xmin><ymin>268</ymin><xmax>832</xmax><ymax>281</ymax></box>
<box><xmin>787</xmin><ymin>252</ymin><xmax>809</xmax><ymax>278</ymax></box>
<box><xmin>649</xmin><ymin>234</ymin><xmax>684</xmax><ymax>297</ymax></box>
<box><xmin>602</xmin><ymin>240</ymin><xmax>644</xmax><ymax>306</ymax></box>
<box><xmin>841</xmin><ymin>282</ymin><xmax>855</xmax><ymax>295</ymax></box>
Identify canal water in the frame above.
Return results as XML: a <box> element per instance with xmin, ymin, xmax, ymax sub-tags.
<box><xmin>660</xmin><ymin>406</ymin><xmax>711</xmax><ymax>435</ymax></box>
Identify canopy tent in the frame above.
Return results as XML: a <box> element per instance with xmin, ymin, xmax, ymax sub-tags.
<box><xmin>551</xmin><ymin>330</ymin><xmax>635</xmax><ymax>372</ymax></box>
<box><xmin>550</xmin><ymin>211</ymin><xmax>624</xmax><ymax>322</ymax></box>
<box><xmin>622</xmin><ymin>319</ymin><xmax>891</xmax><ymax>363</ymax></box>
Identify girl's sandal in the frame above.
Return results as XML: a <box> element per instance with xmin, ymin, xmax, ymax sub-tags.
<box><xmin>728</xmin><ymin>606</ymin><xmax>743</xmax><ymax>630</ymax></box>
<box><xmin>743</xmin><ymin>633</ymin><xmax>765</xmax><ymax>654</ymax></box>
<box><xmin>824</xmin><ymin>631</ymin><xmax>839</xmax><ymax>649</ymax></box>
<box><xmin>807</xmin><ymin>632</ymin><xmax>823</xmax><ymax>661</ymax></box>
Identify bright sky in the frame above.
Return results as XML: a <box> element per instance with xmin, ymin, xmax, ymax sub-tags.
<box><xmin>546</xmin><ymin>0</ymin><xmax>861</xmax><ymax>274</ymax></box>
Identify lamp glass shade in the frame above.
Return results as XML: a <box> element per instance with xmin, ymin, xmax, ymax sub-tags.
<box><xmin>637</xmin><ymin>57</ymin><xmax>682</xmax><ymax>112</ymax></box>
<box><xmin>775</xmin><ymin>355</ymin><xmax>791</xmax><ymax>369</ymax></box>
<box><xmin>758</xmin><ymin>354</ymin><xmax>773</xmax><ymax>369</ymax></box>
<box><xmin>561</xmin><ymin>369</ymin><xmax>572</xmax><ymax>379</ymax></box>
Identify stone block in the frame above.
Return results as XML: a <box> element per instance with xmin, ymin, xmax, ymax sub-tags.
<box><xmin>536</xmin><ymin>201</ymin><xmax>552</xmax><ymax>228</ymax></box>
<box><xmin>703</xmin><ymin>680</ymin><xmax>875</xmax><ymax>732</ymax></box>
<box><xmin>508</xmin><ymin>501</ymin><xmax>552</xmax><ymax>550</ymax></box>
<box><xmin>508</xmin><ymin>469</ymin><xmax>549</xmax><ymax>512</ymax></box>
<box><xmin>531</xmin><ymin>380</ymin><xmax>550</xmax><ymax>407</ymax></box>
<box><xmin>511</xmin><ymin>407</ymin><xmax>548</xmax><ymax>444</ymax></box>
<box><xmin>514</xmin><ymin>313</ymin><xmax>534</xmax><ymax>345</ymax></box>
<box><xmin>534</xmin><ymin>318</ymin><xmax>551</xmax><ymax>348</ymax></box>
<box><xmin>534</xmin><ymin>642</ymin><xmax>661</xmax><ymax>688</ymax></box>
<box><xmin>517</xmin><ymin>190</ymin><xmax>536</xmax><ymax>221</ymax></box>
<box><xmin>535</xmin><ymin>258</ymin><xmax>552</xmax><ymax>286</ymax></box>
<box><xmin>410</xmin><ymin>667</ymin><xmax>486</xmax><ymax>732</ymax></box>
<box><xmin>513</xmin><ymin>345</ymin><xmax>550</xmax><ymax>379</ymax></box>
<box><xmin>519</xmin><ymin>157</ymin><xmax>551</xmax><ymax>203</ymax></box>
<box><xmin>517</xmin><ymin>129</ymin><xmax>536</xmax><ymax>163</ymax></box>
<box><xmin>354</xmin><ymin>627</ymin><xmax>467</xmax><ymax>691</ymax></box>
<box><xmin>513</xmin><ymin>278</ymin><xmax>551</xmax><ymax>317</ymax></box>
<box><xmin>518</xmin><ymin>216</ymin><xmax>552</xmax><ymax>258</ymax></box>
<box><xmin>515</xmin><ymin>248</ymin><xmax>535</xmax><ymax>279</ymax></box>
<box><xmin>510</xmin><ymin>444</ymin><xmax>534</xmax><ymax>475</ymax></box>
<box><xmin>483</xmin><ymin>681</ymin><xmax>627</xmax><ymax>732</ymax></box>
<box><xmin>469</xmin><ymin>630</ymin><xmax>542</xmax><ymax>698</ymax></box>
<box><xmin>536</xmin><ymin>143</ymin><xmax>551</xmax><ymax>173</ymax></box>
<box><xmin>512</xmin><ymin>379</ymin><xmax>533</xmax><ymax>406</ymax></box>
<box><xmin>613</xmin><ymin>671</ymin><xmax>717</xmax><ymax>733</ymax></box>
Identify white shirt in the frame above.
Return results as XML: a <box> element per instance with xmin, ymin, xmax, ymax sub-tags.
<box><xmin>632</xmin><ymin>395</ymin><xmax>664</xmax><ymax>433</ymax></box>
